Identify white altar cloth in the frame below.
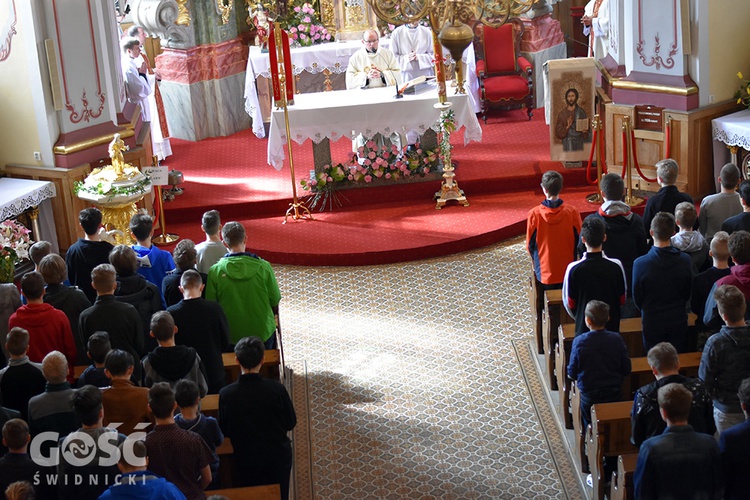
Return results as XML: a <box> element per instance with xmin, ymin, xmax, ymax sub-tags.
<box><xmin>712</xmin><ymin>109</ymin><xmax>750</xmax><ymax>188</ymax></box>
<box><xmin>245</xmin><ymin>40</ymin><xmax>479</xmax><ymax>139</ymax></box>
<box><xmin>267</xmin><ymin>84</ymin><xmax>482</xmax><ymax>169</ymax></box>
<box><xmin>0</xmin><ymin>177</ymin><xmax>59</xmax><ymax>253</ymax></box>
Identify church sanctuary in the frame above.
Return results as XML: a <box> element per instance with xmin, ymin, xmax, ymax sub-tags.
<box><xmin>1</xmin><ymin>0</ymin><xmax>750</xmax><ymax>498</ymax></box>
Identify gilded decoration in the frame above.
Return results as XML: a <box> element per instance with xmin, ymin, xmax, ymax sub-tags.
<box><xmin>343</xmin><ymin>0</ymin><xmax>367</xmax><ymax>31</ymax></box>
<box><xmin>320</xmin><ymin>0</ymin><xmax>336</xmax><ymax>34</ymax></box>
<box><xmin>217</xmin><ymin>0</ymin><xmax>233</xmax><ymax>24</ymax></box>
<box><xmin>176</xmin><ymin>0</ymin><xmax>191</xmax><ymax>25</ymax></box>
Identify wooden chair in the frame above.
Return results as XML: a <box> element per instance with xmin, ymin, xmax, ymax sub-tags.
<box><xmin>475</xmin><ymin>19</ymin><xmax>533</xmax><ymax>122</ymax></box>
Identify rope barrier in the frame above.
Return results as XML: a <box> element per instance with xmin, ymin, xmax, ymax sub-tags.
<box><xmin>631</xmin><ymin>127</ymin><xmax>657</xmax><ymax>182</ymax></box>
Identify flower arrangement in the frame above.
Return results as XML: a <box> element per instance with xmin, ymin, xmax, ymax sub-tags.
<box><xmin>735</xmin><ymin>72</ymin><xmax>750</xmax><ymax>110</ymax></box>
<box><xmin>285</xmin><ymin>2</ymin><xmax>332</xmax><ymax>47</ymax></box>
<box><xmin>300</xmin><ymin>141</ymin><xmax>439</xmax><ymax>192</ymax></box>
<box><xmin>73</xmin><ymin>175</ymin><xmax>151</xmax><ymax>201</ymax></box>
<box><xmin>0</xmin><ymin>219</ymin><xmax>32</xmax><ymax>283</ymax></box>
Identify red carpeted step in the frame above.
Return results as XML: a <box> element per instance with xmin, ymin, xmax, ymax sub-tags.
<box><xmin>158</xmin><ymin>107</ymin><xmax>604</xmax><ymax>265</ymax></box>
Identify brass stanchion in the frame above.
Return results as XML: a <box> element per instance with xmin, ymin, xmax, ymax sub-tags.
<box><xmin>272</xmin><ymin>23</ymin><xmax>313</xmax><ymax>224</ymax></box>
<box><xmin>586</xmin><ymin>115</ymin><xmax>604</xmax><ymax>204</ymax></box>
<box><xmin>622</xmin><ymin>117</ymin><xmax>644</xmax><ymax>207</ymax></box>
<box><xmin>151</xmin><ymin>155</ymin><xmax>179</xmax><ymax>246</ymax></box>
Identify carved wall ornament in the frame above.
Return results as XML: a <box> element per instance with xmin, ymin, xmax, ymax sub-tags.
<box><xmin>0</xmin><ymin>0</ymin><xmax>18</xmax><ymax>62</ymax></box>
<box><xmin>131</xmin><ymin>0</ymin><xmax>195</xmax><ymax>49</ymax></box>
<box><xmin>636</xmin><ymin>0</ymin><xmax>679</xmax><ymax>71</ymax></box>
<box><xmin>52</xmin><ymin>0</ymin><xmax>106</xmax><ymax>123</ymax></box>
<box><xmin>320</xmin><ymin>0</ymin><xmax>335</xmax><ymax>34</ymax></box>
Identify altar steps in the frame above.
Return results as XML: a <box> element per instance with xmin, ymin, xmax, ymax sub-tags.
<box><xmin>162</xmin><ymin>108</ymin><xmax>596</xmax><ymax>266</ymax></box>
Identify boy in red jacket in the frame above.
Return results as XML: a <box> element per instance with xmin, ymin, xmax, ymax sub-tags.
<box><xmin>8</xmin><ymin>272</ymin><xmax>76</xmax><ymax>382</ymax></box>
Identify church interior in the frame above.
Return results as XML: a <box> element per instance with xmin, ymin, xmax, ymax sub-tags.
<box><xmin>2</xmin><ymin>0</ymin><xmax>750</xmax><ymax>498</ymax></box>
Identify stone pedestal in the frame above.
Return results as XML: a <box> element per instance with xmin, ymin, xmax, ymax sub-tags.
<box><xmin>157</xmin><ymin>38</ymin><xmax>250</xmax><ymax>141</ymax></box>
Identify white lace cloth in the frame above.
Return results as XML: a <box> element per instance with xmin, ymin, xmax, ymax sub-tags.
<box><xmin>267</xmin><ymin>84</ymin><xmax>482</xmax><ymax>169</ymax></box>
<box><xmin>713</xmin><ymin>109</ymin><xmax>750</xmax><ymax>150</ymax></box>
<box><xmin>0</xmin><ymin>178</ymin><xmax>56</xmax><ymax>221</ymax></box>
<box><xmin>245</xmin><ymin>40</ymin><xmax>479</xmax><ymax>139</ymax></box>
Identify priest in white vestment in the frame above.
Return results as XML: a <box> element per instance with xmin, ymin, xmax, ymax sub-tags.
<box><xmin>346</xmin><ymin>30</ymin><xmax>402</xmax><ymax>151</ymax></box>
<box><xmin>346</xmin><ymin>30</ymin><xmax>401</xmax><ymax>89</ymax></box>
<box><xmin>582</xmin><ymin>0</ymin><xmax>609</xmax><ymax>60</ymax></box>
<box><xmin>390</xmin><ymin>22</ymin><xmax>434</xmax><ymax>82</ymax></box>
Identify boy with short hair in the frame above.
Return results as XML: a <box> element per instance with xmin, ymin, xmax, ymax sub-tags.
<box><xmin>642</xmin><ymin>158</ymin><xmax>693</xmax><ymax>237</ymax></box>
<box><xmin>174</xmin><ymin>379</ymin><xmax>223</xmax><ymax>486</ymax></box>
<box><xmin>66</xmin><ymin>207</ymin><xmax>114</xmax><ymax>302</ymax></box>
<box><xmin>76</xmin><ymin>331</ymin><xmax>112</xmax><ymax>388</ymax></box>
<box><xmin>28</xmin><ymin>241</ymin><xmax>52</xmax><ymax>272</ymax></box>
<box><xmin>8</xmin><ymin>272</ymin><xmax>76</xmax><ymax>381</ymax></box>
<box><xmin>563</xmin><ymin>217</ymin><xmax>627</xmax><ymax>335</ymax></box>
<box><xmin>691</xmin><ymin>232</ymin><xmax>731</xmax><ymax>336</ymax></box>
<box><xmin>672</xmin><ymin>201</ymin><xmax>709</xmax><ymax>273</ymax></box>
<box><xmin>219</xmin><ymin>337</ymin><xmax>297</xmax><ymax>500</ymax></box>
<box><xmin>0</xmin><ymin>419</ymin><xmax>56</xmax><ymax>498</ymax></box>
<box><xmin>102</xmin><ymin>349</ymin><xmax>152</xmax><ymax>436</ymax></box>
<box><xmin>633</xmin><ymin>212</ymin><xmax>693</xmax><ymax>352</ymax></box>
<box><xmin>145</xmin><ymin>382</ymin><xmax>213</xmax><ymax>498</ymax></box>
<box><xmin>168</xmin><ymin>270</ymin><xmax>230</xmax><ymax>394</ymax></box>
<box><xmin>699</xmin><ymin>162</ymin><xmax>742</xmax><ymax>241</ymax></box>
<box><xmin>162</xmin><ymin>239</ymin><xmax>206</xmax><ymax>308</ymax></box>
<box><xmin>130</xmin><ymin>213</ymin><xmax>175</xmax><ymax>289</ymax></box>
<box><xmin>526</xmin><ymin>171</ymin><xmax>583</xmax><ymax>347</ymax></box>
<box><xmin>567</xmin><ymin>300</ymin><xmax>631</xmax><ymax>432</ymax></box>
<box><xmin>195</xmin><ymin>210</ymin><xmax>227</xmax><ymax>274</ymax></box>
<box><xmin>0</xmin><ymin>328</ymin><xmax>46</xmax><ymax>420</ymax></box>
<box><xmin>142</xmin><ymin>311</ymin><xmax>208</xmax><ymax>397</ymax></box>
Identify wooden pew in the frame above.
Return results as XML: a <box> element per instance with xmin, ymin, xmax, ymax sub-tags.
<box><xmin>529</xmin><ymin>272</ymin><xmax>544</xmax><ymax>355</ymax></box>
<box><xmin>216</xmin><ymin>437</ymin><xmax>235</xmax><ymax>489</ymax></box>
<box><xmin>586</xmin><ymin>401</ymin><xmax>638</xmax><ymax>500</ymax></box>
<box><xmin>610</xmin><ymin>453</ymin><xmax>638</xmax><ymax>500</ymax></box>
<box><xmin>202</xmin><ymin>394</ymin><xmax>219</xmax><ymax>418</ymax></box>
<box><xmin>542</xmin><ymin>289</ymin><xmax>572</xmax><ymax>389</ymax></box>
<box><xmin>569</xmin><ymin>351</ymin><xmax>702</xmax><ymax>482</ymax></box>
<box><xmin>556</xmin><ymin>317</ymin><xmax>645</xmax><ymax>431</ymax></box>
<box><xmin>621</xmin><ymin>351</ymin><xmax>702</xmax><ymax>400</ymax></box>
<box><xmin>73</xmin><ymin>348</ymin><xmax>282</xmax><ymax>384</ymax></box>
<box><xmin>208</xmin><ymin>484</ymin><xmax>281</xmax><ymax>500</ymax></box>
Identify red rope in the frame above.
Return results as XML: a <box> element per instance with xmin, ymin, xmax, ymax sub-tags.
<box><xmin>621</xmin><ymin>126</ymin><xmax>628</xmax><ymax>179</ymax></box>
<box><xmin>586</xmin><ymin>127</ymin><xmax>599</xmax><ymax>185</ymax></box>
<box><xmin>631</xmin><ymin>128</ymin><xmax>657</xmax><ymax>183</ymax></box>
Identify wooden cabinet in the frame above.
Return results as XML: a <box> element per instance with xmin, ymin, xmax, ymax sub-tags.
<box><xmin>604</xmin><ymin>100</ymin><xmax>739</xmax><ymax>200</ymax></box>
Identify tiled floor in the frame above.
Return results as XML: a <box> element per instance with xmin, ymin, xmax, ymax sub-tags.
<box><xmin>278</xmin><ymin>237</ymin><xmax>586</xmax><ymax>499</ymax></box>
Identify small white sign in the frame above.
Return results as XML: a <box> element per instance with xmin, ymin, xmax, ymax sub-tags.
<box><xmin>142</xmin><ymin>166</ymin><xmax>168</xmax><ymax>186</ymax></box>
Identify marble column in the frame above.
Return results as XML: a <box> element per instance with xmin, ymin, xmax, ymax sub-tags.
<box><xmin>157</xmin><ymin>39</ymin><xmax>250</xmax><ymax>141</ymax></box>
<box><xmin>137</xmin><ymin>0</ymin><xmax>252</xmax><ymax>141</ymax></box>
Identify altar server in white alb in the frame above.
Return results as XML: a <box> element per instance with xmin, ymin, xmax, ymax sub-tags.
<box><xmin>346</xmin><ymin>29</ymin><xmax>401</xmax><ymax>90</ymax></box>
<box><xmin>582</xmin><ymin>0</ymin><xmax>609</xmax><ymax>60</ymax></box>
<box><xmin>390</xmin><ymin>22</ymin><xmax>434</xmax><ymax>82</ymax></box>
<box><xmin>121</xmin><ymin>38</ymin><xmax>151</xmax><ymax>122</ymax></box>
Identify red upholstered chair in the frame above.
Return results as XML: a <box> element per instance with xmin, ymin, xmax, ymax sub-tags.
<box><xmin>475</xmin><ymin>19</ymin><xmax>533</xmax><ymax>122</ymax></box>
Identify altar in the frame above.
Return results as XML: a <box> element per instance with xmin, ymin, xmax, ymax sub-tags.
<box><xmin>0</xmin><ymin>178</ymin><xmax>59</xmax><ymax>254</ymax></box>
<box><xmin>245</xmin><ymin>40</ymin><xmax>479</xmax><ymax>139</ymax></box>
<box><xmin>712</xmin><ymin>109</ymin><xmax>750</xmax><ymax>187</ymax></box>
<box><xmin>267</xmin><ymin>84</ymin><xmax>482</xmax><ymax>169</ymax></box>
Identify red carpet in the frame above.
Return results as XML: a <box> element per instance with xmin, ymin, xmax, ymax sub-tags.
<box><xmin>162</xmin><ymin>108</ymin><xmax>597</xmax><ymax>265</ymax></box>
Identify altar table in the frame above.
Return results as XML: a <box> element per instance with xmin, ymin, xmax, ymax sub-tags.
<box><xmin>267</xmin><ymin>84</ymin><xmax>482</xmax><ymax>169</ymax></box>
<box><xmin>0</xmin><ymin>178</ymin><xmax>59</xmax><ymax>253</ymax></box>
<box><xmin>245</xmin><ymin>40</ymin><xmax>479</xmax><ymax>139</ymax></box>
<box><xmin>712</xmin><ymin>109</ymin><xmax>750</xmax><ymax>188</ymax></box>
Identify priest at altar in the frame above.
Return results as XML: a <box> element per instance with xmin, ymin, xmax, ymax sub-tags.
<box><xmin>346</xmin><ymin>30</ymin><xmax>401</xmax><ymax>89</ymax></box>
